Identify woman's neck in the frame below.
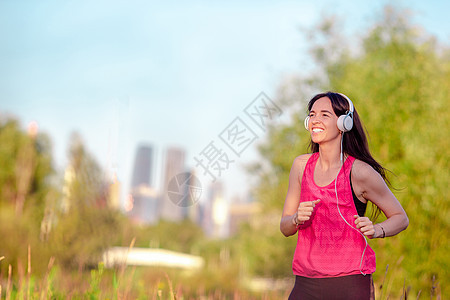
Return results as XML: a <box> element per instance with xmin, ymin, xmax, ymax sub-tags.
<box><xmin>317</xmin><ymin>139</ymin><xmax>343</xmax><ymax>170</ymax></box>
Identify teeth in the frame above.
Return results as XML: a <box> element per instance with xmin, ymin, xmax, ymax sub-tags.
<box><xmin>312</xmin><ymin>128</ymin><xmax>323</xmax><ymax>132</ymax></box>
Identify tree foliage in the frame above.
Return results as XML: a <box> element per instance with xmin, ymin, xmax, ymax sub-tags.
<box><xmin>246</xmin><ymin>6</ymin><xmax>449</xmax><ymax>297</ymax></box>
<box><xmin>0</xmin><ymin>121</ymin><xmax>123</xmax><ymax>275</ymax></box>
<box><xmin>48</xmin><ymin>132</ymin><xmax>122</xmax><ymax>271</ymax></box>
<box><xmin>0</xmin><ymin>117</ymin><xmax>53</xmax><ymax>218</ymax></box>
<box><xmin>0</xmin><ymin>117</ymin><xmax>55</xmax><ymax>275</ymax></box>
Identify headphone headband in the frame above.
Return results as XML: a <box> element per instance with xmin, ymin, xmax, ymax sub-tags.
<box><xmin>338</xmin><ymin>93</ymin><xmax>354</xmax><ymax>113</ymax></box>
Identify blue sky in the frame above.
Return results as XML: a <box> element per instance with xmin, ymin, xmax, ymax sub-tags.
<box><xmin>1</xmin><ymin>0</ymin><xmax>448</xmax><ymax>206</ymax></box>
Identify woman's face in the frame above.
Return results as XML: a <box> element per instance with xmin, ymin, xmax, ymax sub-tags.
<box><xmin>308</xmin><ymin>97</ymin><xmax>341</xmax><ymax>144</ymax></box>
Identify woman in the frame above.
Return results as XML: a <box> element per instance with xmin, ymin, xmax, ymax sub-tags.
<box><xmin>280</xmin><ymin>92</ymin><xmax>409</xmax><ymax>299</ymax></box>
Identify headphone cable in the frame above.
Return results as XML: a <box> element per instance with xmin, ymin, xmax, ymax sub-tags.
<box><xmin>335</xmin><ymin>132</ymin><xmax>368</xmax><ymax>276</ymax></box>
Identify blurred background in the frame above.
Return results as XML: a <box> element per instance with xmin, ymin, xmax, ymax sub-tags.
<box><xmin>0</xmin><ymin>0</ymin><xmax>448</xmax><ymax>299</ymax></box>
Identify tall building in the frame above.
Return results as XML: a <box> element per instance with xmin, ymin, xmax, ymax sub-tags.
<box><xmin>228</xmin><ymin>199</ymin><xmax>260</xmax><ymax>236</ymax></box>
<box><xmin>203</xmin><ymin>181</ymin><xmax>229</xmax><ymax>238</ymax></box>
<box><xmin>160</xmin><ymin>147</ymin><xmax>186</xmax><ymax>221</ymax></box>
<box><xmin>128</xmin><ymin>144</ymin><xmax>159</xmax><ymax>224</ymax></box>
<box><xmin>130</xmin><ymin>146</ymin><xmax>153</xmax><ymax>189</ymax></box>
<box><xmin>129</xmin><ymin>185</ymin><xmax>159</xmax><ymax>224</ymax></box>
<box><xmin>183</xmin><ymin>169</ymin><xmax>202</xmax><ymax>224</ymax></box>
<box><xmin>108</xmin><ymin>172</ymin><xmax>121</xmax><ymax>210</ymax></box>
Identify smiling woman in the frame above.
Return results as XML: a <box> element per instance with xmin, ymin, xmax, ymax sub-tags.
<box><xmin>280</xmin><ymin>92</ymin><xmax>409</xmax><ymax>300</ymax></box>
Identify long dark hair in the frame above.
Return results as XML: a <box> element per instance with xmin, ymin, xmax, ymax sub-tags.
<box><xmin>307</xmin><ymin>91</ymin><xmax>387</xmax><ymax>219</ymax></box>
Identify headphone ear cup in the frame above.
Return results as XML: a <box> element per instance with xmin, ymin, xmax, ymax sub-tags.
<box><xmin>337</xmin><ymin>115</ymin><xmax>345</xmax><ymax>132</ymax></box>
<box><xmin>345</xmin><ymin>115</ymin><xmax>354</xmax><ymax>131</ymax></box>
<box><xmin>304</xmin><ymin>116</ymin><xmax>310</xmax><ymax>131</ymax></box>
<box><xmin>337</xmin><ymin>114</ymin><xmax>353</xmax><ymax>132</ymax></box>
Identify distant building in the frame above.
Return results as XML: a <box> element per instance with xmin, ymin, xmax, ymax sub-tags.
<box><xmin>128</xmin><ymin>185</ymin><xmax>159</xmax><ymax>224</ymax></box>
<box><xmin>184</xmin><ymin>169</ymin><xmax>202</xmax><ymax>224</ymax></box>
<box><xmin>61</xmin><ymin>165</ymin><xmax>75</xmax><ymax>213</ymax></box>
<box><xmin>203</xmin><ymin>182</ymin><xmax>229</xmax><ymax>238</ymax></box>
<box><xmin>160</xmin><ymin>147</ymin><xmax>186</xmax><ymax>222</ymax></box>
<box><xmin>130</xmin><ymin>145</ymin><xmax>154</xmax><ymax>189</ymax></box>
<box><xmin>108</xmin><ymin>172</ymin><xmax>121</xmax><ymax>210</ymax></box>
<box><xmin>127</xmin><ymin>144</ymin><xmax>159</xmax><ymax>224</ymax></box>
<box><xmin>228</xmin><ymin>200</ymin><xmax>260</xmax><ymax>236</ymax></box>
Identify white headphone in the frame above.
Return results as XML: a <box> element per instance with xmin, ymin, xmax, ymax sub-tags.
<box><xmin>304</xmin><ymin>93</ymin><xmax>354</xmax><ymax>132</ymax></box>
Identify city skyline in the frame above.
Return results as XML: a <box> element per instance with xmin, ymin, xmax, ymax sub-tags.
<box><xmin>123</xmin><ymin>142</ymin><xmax>254</xmax><ymax>238</ymax></box>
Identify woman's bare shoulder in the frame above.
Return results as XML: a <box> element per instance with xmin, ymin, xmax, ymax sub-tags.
<box><xmin>292</xmin><ymin>153</ymin><xmax>313</xmax><ymax>169</ymax></box>
<box><xmin>352</xmin><ymin>159</ymin><xmax>381</xmax><ymax>180</ymax></box>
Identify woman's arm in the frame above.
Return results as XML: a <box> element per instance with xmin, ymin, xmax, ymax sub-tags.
<box><xmin>352</xmin><ymin>160</ymin><xmax>409</xmax><ymax>238</ymax></box>
<box><xmin>280</xmin><ymin>154</ymin><xmax>311</xmax><ymax>237</ymax></box>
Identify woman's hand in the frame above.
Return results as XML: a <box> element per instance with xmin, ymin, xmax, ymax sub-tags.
<box><xmin>354</xmin><ymin>215</ymin><xmax>377</xmax><ymax>238</ymax></box>
<box><xmin>294</xmin><ymin>199</ymin><xmax>321</xmax><ymax>224</ymax></box>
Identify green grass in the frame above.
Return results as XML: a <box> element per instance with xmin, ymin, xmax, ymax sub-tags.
<box><xmin>0</xmin><ymin>248</ymin><xmax>443</xmax><ymax>299</ymax></box>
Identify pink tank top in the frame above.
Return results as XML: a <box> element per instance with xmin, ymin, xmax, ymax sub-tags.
<box><xmin>292</xmin><ymin>152</ymin><xmax>376</xmax><ymax>277</ymax></box>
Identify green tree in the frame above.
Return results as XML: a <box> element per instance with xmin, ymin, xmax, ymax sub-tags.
<box><xmin>323</xmin><ymin>8</ymin><xmax>449</xmax><ymax>297</ymax></box>
<box><xmin>0</xmin><ymin>118</ymin><xmax>53</xmax><ymax>217</ymax></box>
<box><xmin>247</xmin><ymin>6</ymin><xmax>449</xmax><ymax>298</ymax></box>
<box><xmin>0</xmin><ymin>117</ymin><xmax>56</xmax><ymax>275</ymax></box>
<box><xmin>62</xmin><ymin>132</ymin><xmax>106</xmax><ymax>211</ymax></box>
<box><xmin>49</xmin><ymin>132</ymin><xmax>122</xmax><ymax>271</ymax></box>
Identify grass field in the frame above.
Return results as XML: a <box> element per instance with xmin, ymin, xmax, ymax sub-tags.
<box><xmin>0</xmin><ymin>247</ymin><xmax>443</xmax><ymax>299</ymax></box>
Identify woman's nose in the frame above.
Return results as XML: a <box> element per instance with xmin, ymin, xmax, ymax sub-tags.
<box><xmin>311</xmin><ymin>116</ymin><xmax>320</xmax><ymax>123</ymax></box>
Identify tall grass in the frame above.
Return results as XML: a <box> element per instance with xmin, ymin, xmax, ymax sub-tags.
<box><xmin>0</xmin><ymin>247</ymin><xmax>442</xmax><ymax>299</ymax></box>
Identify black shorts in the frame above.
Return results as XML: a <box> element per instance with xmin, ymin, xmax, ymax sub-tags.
<box><xmin>288</xmin><ymin>274</ymin><xmax>374</xmax><ymax>300</ymax></box>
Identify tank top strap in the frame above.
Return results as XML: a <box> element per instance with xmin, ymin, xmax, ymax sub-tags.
<box><xmin>304</xmin><ymin>152</ymin><xmax>320</xmax><ymax>176</ymax></box>
<box><xmin>341</xmin><ymin>155</ymin><xmax>356</xmax><ymax>179</ymax></box>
